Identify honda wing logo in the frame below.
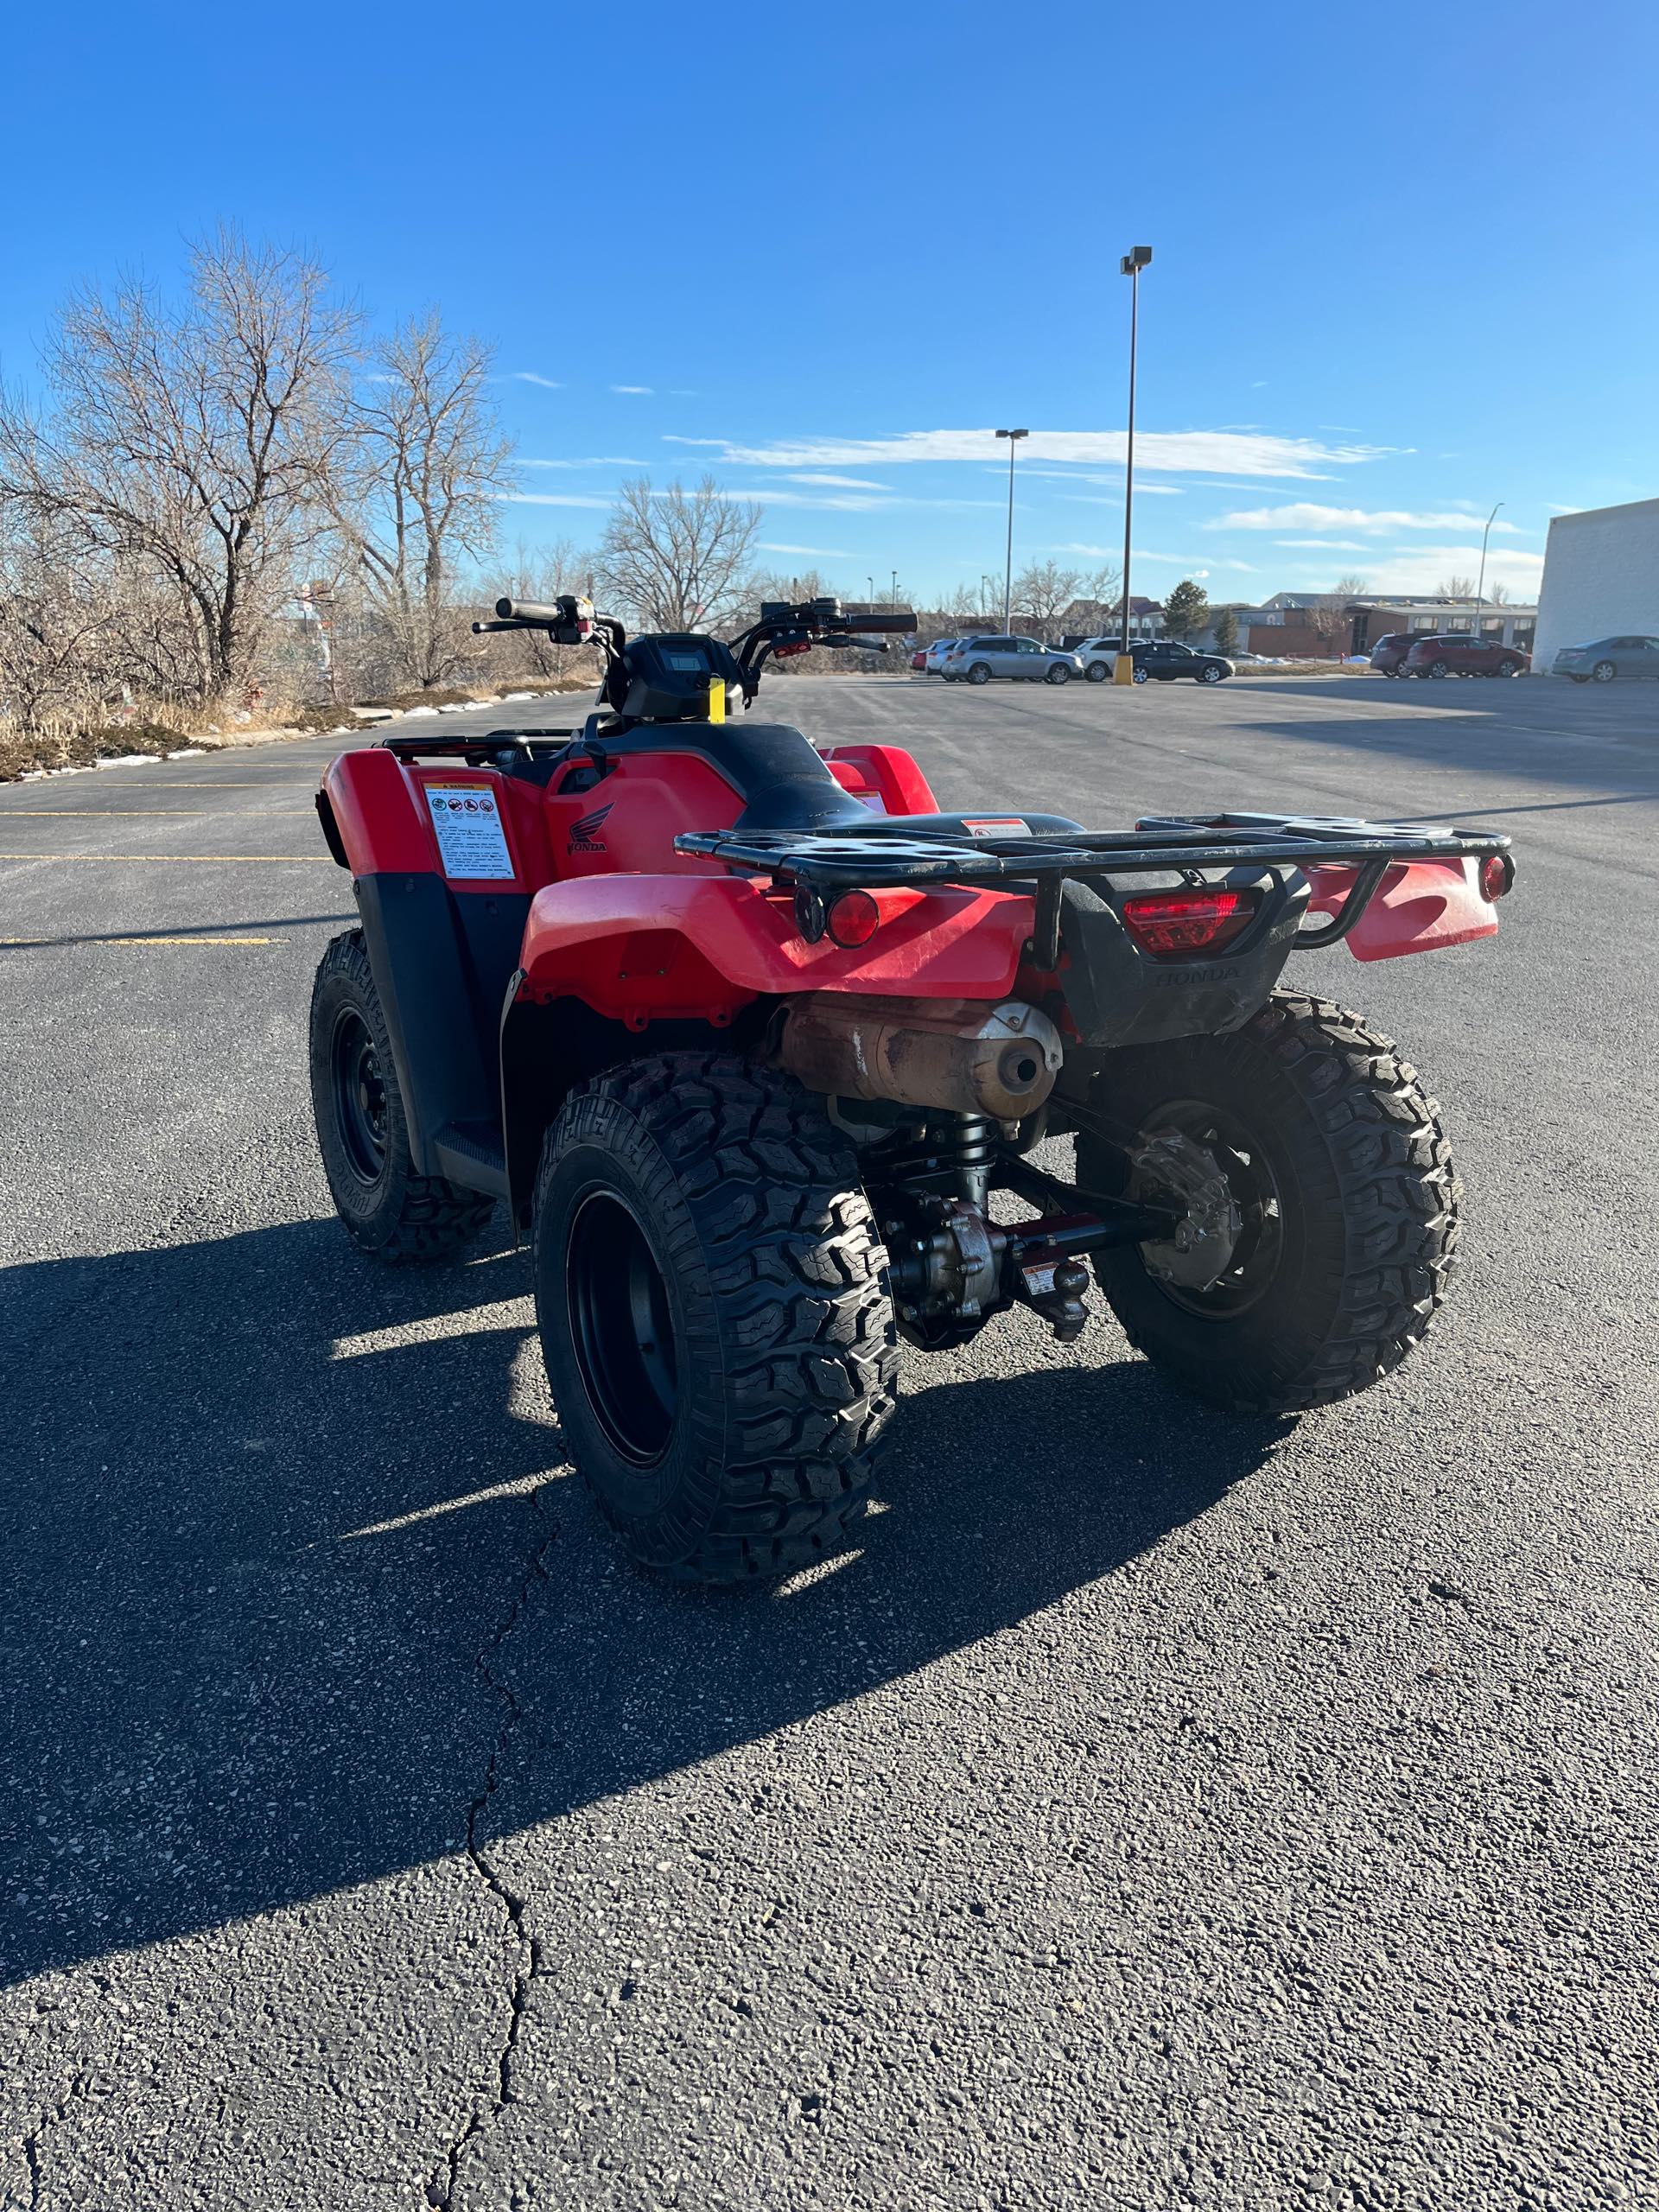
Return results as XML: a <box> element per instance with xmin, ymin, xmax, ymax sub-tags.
<box><xmin>567</xmin><ymin>802</ymin><xmax>613</xmax><ymax>855</ymax></box>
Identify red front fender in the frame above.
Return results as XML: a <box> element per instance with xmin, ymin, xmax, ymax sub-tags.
<box><xmin>517</xmin><ymin>874</ymin><xmax>1035</xmax><ymax>1027</ymax></box>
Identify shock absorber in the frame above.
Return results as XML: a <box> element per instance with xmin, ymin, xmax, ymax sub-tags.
<box><xmin>868</xmin><ymin>1113</ymin><xmax>1001</xmax><ymax>1209</ymax></box>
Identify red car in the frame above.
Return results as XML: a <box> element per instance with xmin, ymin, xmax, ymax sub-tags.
<box><xmin>910</xmin><ymin>647</ymin><xmax>927</xmax><ymax>670</ymax></box>
<box><xmin>1402</xmin><ymin>635</ymin><xmax>1529</xmax><ymax>679</ymax></box>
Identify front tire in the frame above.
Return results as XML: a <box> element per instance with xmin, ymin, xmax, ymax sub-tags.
<box><xmin>1198</xmin><ymin>664</ymin><xmax>1225</xmax><ymax>683</ymax></box>
<box><xmin>308</xmin><ymin>931</ymin><xmax>496</xmax><ymax>1261</ymax></box>
<box><xmin>533</xmin><ymin>1055</ymin><xmax>899</xmax><ymax>1583</ymax></box>
<box><xmin>1592</xmin><ymin>660</ymin><xmax>1617</xmax><ymax>683</ymax></box>
<box><xmin>1046</xmin><ymin>662</ymin><xmax>1071</xmax><ymax>684</ymax></box>
<box><xmin>1079</xmin><ymin>994</ymin><xmax>1459</xmax><ymax>1414</ymax></box>
<box><xmin>1084</xmin><ymin>660</ymin><xmax>1109</xmax><ymax>683</ymax></box>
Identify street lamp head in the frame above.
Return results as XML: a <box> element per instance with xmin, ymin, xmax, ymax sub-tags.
<box><xmin>1120</xmin><ymin>245</ymin><xmax>1153</xmax><ymax>274</ymax></box>
<box><xmin>995</xmin><ymin>427</ymin><xmax>1029</xmax><ymax>442</ymax></box>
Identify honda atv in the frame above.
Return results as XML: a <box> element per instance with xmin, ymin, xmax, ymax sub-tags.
<box><xmin>308</xmin><ymin>594</ymin><xmax>1515</xmax><ymax>1583</ymax></box>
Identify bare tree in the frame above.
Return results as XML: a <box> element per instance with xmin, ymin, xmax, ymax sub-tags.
<box><xmin>0</xmin><ymin>229</ymin><xmax>359</xmax><ymax>705</ymax></box>
<box><xmin>1485</xmin><ymin>579</ymin><xmax>1513</xmax><ymax>605</ymax></box>
<box><xmin>334</xmin><ymin>312</ymin><xmax>511</xmax><ymax>689</ymax></box>
<box><xmin>1061</xmin><ymin>562</ymin><xmax>1122</xmax><ymax>637</ymax></box>
<box><xmin>597</xmin><ymin>476</ymin><xmax>761</xmax><ymax>634</ymax></box>
<box><xmin>1307</xmin><ymin>574</ymin><xmax>1370</xmax><ymax>659</ymax></box>
<box><xmin>1435</xmin><ymin>575</ymin><xmax>1476</xmax><ymax>600</ymax></box>
<box><xmin>0</xmin><ymin>511</ymin><xmax>115</xmax><ymax>731</ymax></box>
<box><xmin>1012</xmin><ymin>559</ymin><xmax>1084</xmax><ymax>642</ymax></box>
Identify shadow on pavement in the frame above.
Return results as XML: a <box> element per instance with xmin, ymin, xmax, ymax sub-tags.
<box><xmin>1224</xmin><ymin>678</ymin><xmax>1659</xmax><ymax>795</ymax></box>
<box><xmin>1</xmin><ymin>1218</ymin><xmax>1287</xmax><ymax>1986</ymax></box>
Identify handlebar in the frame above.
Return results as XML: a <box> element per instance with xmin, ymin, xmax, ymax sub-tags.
<box><xmin>838</xmin><ymin>609</ymin><xmax>917</xmax><ymax>634</ymax></box>
<box><xmin>493</xmin><ymin>598</ymin><xmax>569</xmax><ymax>624</ymax></box>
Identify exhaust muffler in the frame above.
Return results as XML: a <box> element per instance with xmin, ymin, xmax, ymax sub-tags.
<box><xmin>778</xmin><ymin>995</ymin><xmax>1063</xmax><ymax>1120</ymax></box>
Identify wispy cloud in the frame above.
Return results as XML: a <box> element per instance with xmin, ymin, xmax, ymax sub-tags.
<box><xmin>784</xmin><ymin>473</ymin><xmax>893</xmax><ymax>489</ymax></box>
<box><xmin>1131</xmin><ymin>553</ymin><xmax>1258</xmax><ymax>572</ymax></box>
<box><xmin>1274</xmin><ymin>537</ymin><xmax>1375</xmax><ymax>550</ymax></box>
<box><xmin>712</xmin><ymin>486</ymin><xmax>1002</xmax><ymax>512</ymax></box>
<box><xmin>521</xmin><ymin>456</ymin><xmax>649</xmax><ymax>469</ymax></box>
<box><xmin>612</xmin><ymin>384</ymin><xmax>654</xmax><ymax>395</ymax></box>
<box><xmin>760</xmin><ymin>542</ymin><xmax>854</xmax><ymax>557</ymax></box>
<box><xmin>666</xmin><ymin>428</ymin><xmax>1393</xmax><ymax>480</ymax></box>
<box><xmin>1211</xmin><ymin>503</ymin><xmax>1523</xmax><ymax>535</ymax></box>
<box><xmin>501</xmin><ymin>492</ymin><xmax>613</xmax><ymax>509</ymax></box>
<box><xmin>511</xmin><ymin>372</ymin><xmax>563</xmax><ymax>390</ymax></box>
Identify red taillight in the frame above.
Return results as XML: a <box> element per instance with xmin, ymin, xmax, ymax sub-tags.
<box><xmin>826</xmin><ymin>889</ymin><xmax>880</xmax><ymax>947</ymax></box>
<box><xmin>1120</xmin><ymin>887</ymin><xmax>1255</xmax><ymax>956</ymax></box>
<box><xmin>1478</xmin><ymin>852</ymin><xmax>1513</xmax><ymax>901</ymax></box>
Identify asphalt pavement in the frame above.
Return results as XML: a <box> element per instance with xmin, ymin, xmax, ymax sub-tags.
<box><xmin>3</xmin><ymin>671</ymin><xmax>1656</xmax><ymax>2211</ymax></box>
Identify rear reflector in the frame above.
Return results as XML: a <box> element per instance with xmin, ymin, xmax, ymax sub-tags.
<box><xmin>1120</xmin><ymin>887</ymin><xmax>1256</xmax><ymax>956</ymax></box>
<box><xmin>825</xmin><ymin>889</ymin><xmax>881</xmax><ymax>947</ymax></box>
<box><xmin>1478</xmin><ymin>851</ymin><xmax>1513</xmax><ymax>901</ymax></box>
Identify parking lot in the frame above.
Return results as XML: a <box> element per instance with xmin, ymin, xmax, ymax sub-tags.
<box><xmin>3</xmin><ymin>671</ymin><xmax>1656</xmax><ymax>2210</ymax></box>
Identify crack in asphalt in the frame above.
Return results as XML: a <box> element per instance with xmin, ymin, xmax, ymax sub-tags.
<box><xmin>425</xmin><ymin>1493</ymin><xmax>557</xmax><ymax>2212</ymax></box>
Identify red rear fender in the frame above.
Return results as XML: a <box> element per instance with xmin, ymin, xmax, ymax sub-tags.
<box><xmin>518</xmin><ymin>875</ymin><xmax>1033</xmax><ymax>1026</ymax></box>
<box><xmin>1306</xmin><ymin>856</ymin><xmax>1500</xmax><ymax>960</ymax></box>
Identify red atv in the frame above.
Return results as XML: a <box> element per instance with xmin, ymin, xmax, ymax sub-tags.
<box><xmin>310</xmin><ymin>594</ymin><xmax>1514</xmax><ymax>1583</ymax></box>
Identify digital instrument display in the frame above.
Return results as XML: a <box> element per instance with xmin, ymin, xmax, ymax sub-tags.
<box><xmin>664</xmin><ymin>649</ymin><xmax>709</xmax><ymax>672</ymax></box>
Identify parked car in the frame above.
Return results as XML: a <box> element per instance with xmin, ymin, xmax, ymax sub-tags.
<box><xmin>941</xmin><ymin>635</ymin><xmax>1084</xmax><ymax>685</ymax></box>
<box><xmin>1077</xmin><ymin>637</ymin><xmax>1234</xmax><ymax>685</ymax></box>
<box><xmin>1551</xmin><ymin>634</ymin><xmax>1659</xmax><ymax>683</ymax></box>
<box><xmin>920</xmin><ymin>638</ymin><xmax>958</xmax><ymax>676</ymax></box>
<box><xmin>1401</xmin><ymin>635</ymin><xmax>1529</xmax><ymax>679</ymax></box>
<box><xmin>1369</xmin><ymin>633</ymin><xmax>1418</xmax><ymax>676</ymax></box>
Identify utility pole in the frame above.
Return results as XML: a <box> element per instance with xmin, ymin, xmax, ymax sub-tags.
<box><xmin>995</xmin><ymin>429</ymin><xmax>1028</xmax><ymax>631</ymax></box>
<box><xmin>1475</xmin><ymin>501</ymin><xmax>1504</xmax><ymax>640</ymax></box>
<box><xmin>1116</xmin><ymin>245</ymin><xmax>1153</xmax><ymax>684</ymax></box>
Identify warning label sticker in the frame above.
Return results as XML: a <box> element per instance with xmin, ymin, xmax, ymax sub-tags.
<box><xmin>423</xmin><ymin>783</ymin><xmax>513</xmax><ymax>879</ymax></box>
<box><xmin>963</xmin><ymin>817</ymin><xmax>1030</xmax><ymax>838</ymax></box>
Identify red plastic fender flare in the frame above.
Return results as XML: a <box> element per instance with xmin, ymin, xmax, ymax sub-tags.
<box><xmin>516</xmin><ymin>874</ymin><xmax>1035</xmax><ymax>1024</ymax></box>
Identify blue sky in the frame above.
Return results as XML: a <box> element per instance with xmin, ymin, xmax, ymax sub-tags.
<box><xmin>4</xmin><ymin>0</ymin><xmax>1656</xmax><ymax>609</ymax></box>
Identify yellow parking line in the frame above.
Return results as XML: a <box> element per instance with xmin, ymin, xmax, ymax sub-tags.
<box><xmin>2</xmin><ymin>935</ymin><xmax>274</xmax><ymax>947</ymax></box>
<box><xmin>0</xmin><ymin>851</ymin><xmax>329</xmax><ymax>863</ymax></box>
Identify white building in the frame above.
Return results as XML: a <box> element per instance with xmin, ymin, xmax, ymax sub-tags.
<box><xmin>1532</xmin><ymin>495</ymin><xmax>1659</xmax><ymax>672</ymax></box>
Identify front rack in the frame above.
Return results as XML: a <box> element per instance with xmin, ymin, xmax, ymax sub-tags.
<box><xmin>675</xmin><ymin>811</ymin><xmax>1513</xmax><ymax>963</ymax></box>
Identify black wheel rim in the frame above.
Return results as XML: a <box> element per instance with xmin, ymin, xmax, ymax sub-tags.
<box><xmin>566</xmin><ymin>1190</ymin><xmax>679</xmax><ymax>1465</ymax></box>
<box><xmin>1140</xmin><ymin>1098</ymin><xmax>1285</xmax><ymax>1319</ymax></box>
<box><xmin>331</xmin><ymin>1007</ymin><xmax>388</xmax><ymax>1185</ymax></box>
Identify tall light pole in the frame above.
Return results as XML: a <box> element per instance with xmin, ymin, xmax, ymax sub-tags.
<box><xmin>891</xmin><ymin>568</ymin><xmax>899</xmax><ymax>607</ymax></box>
<box><xmin>995</xmin><ymin>428</ymin><xmax>1028</xmax><ymax>631</ymax></box>
<box><xmin>1474</xmin><ymin>500</ymin><xmax>1504</xmax><ymax>640</ymax></box>
<box><xmin>1116</xmin><ymin>245</ymin><xmax>1153</xmax><ymax>684</ymax></box>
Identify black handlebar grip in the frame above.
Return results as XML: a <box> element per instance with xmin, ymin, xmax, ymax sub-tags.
<box><xmin>493</xmin><ymin>598</ymin><xmax>569</xmax><ymax>623</ymax></box>
<box><xmin>472</xmin><ymin>619</ymin><xmax>519</xmax><ymax>633</ymax></box>
<box><xmin>840</xmin><ymin>609</ymin><xmax>918</xmax><ymax>633</ymax></box>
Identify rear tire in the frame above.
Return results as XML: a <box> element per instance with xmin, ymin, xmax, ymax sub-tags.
<box><xmin>967</xmin><ymin>662</ymin><xmax>993</xmax><ymax>685</ymax></box>
<box><xmin>1079</xmin><ymin>993</ymin><xmax>1459</xmax><ymax>1414</ymax></box>
<box><xmin>533</xmin><ymin>1054</ymin><xmax>899</xmax><ymax>1583</ymax></box>
<box><xmin>308</xmin><ymin>930</ymin><xmax>496</xmax><ymax>1261</ymax></box>
<box><xmin>1428</xmin><ymin>659</ymin><xmax>1450</xmax><ymax>677</ymax></box>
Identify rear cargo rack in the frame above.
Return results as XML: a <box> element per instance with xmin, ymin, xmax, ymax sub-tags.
<box><xmin>675</xmin><ymin>811</ymin><xmax>1512</xmax><ymax>964</ymax></box>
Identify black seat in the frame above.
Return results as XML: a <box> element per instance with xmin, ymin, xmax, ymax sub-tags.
<box><xmin>588</xmin><ymin>718</ymin><xmax>1084</xmax><ymax>840</ymax></box>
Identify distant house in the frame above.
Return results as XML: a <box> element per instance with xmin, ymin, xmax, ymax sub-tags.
<box><xmin>1199</xmin><ymin>592</ymin><xmax>1537</xmax><ymax>659</ymax></box>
